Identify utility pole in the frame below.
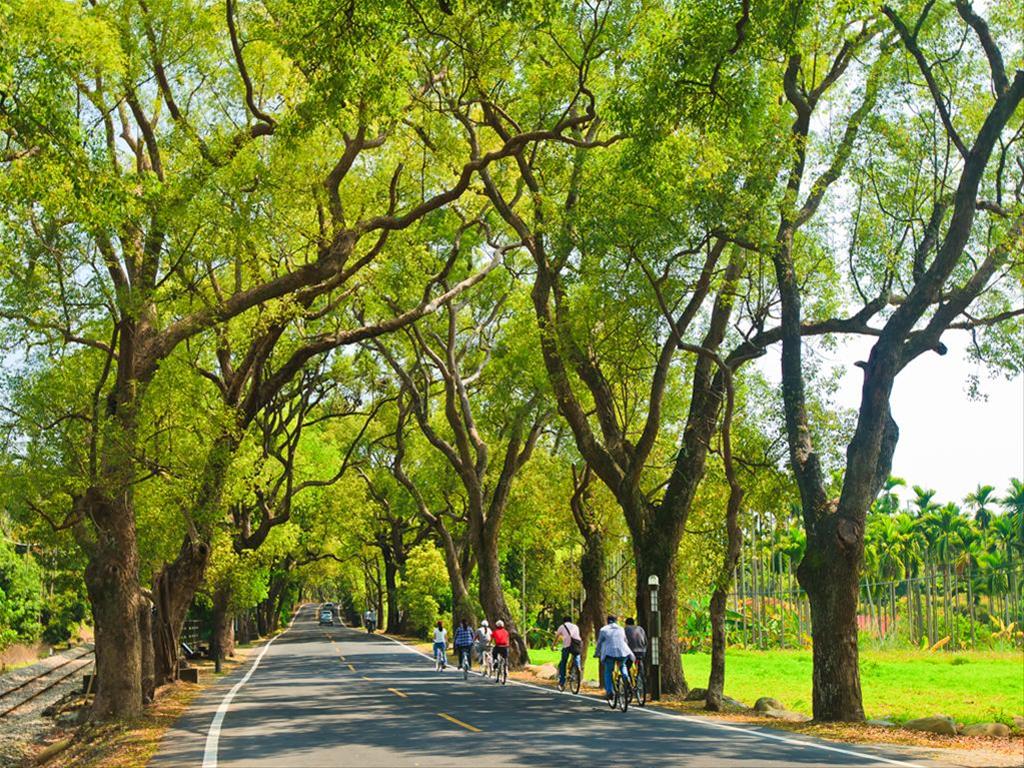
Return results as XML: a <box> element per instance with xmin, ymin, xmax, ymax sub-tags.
<box><xmin>648</xmin><ymin>574</ymin><xmax>661</xmax><ymax>701</ymax></box>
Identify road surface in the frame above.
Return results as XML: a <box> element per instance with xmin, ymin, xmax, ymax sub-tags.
<box><xmin>154</xmin><ymin>605</ymin><xmax>936</xmax><ymax>767</ymax></box>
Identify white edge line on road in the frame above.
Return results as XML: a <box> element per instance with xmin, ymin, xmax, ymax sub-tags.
<box><xmin>371</xmin><ymin>630</ymin><xmax>926</xmax><ymax>768</ymax></box>
<box><xmin>201</xmin><ymin>606</ymin><xmax>302</xmax><ymax>768</ymax></box>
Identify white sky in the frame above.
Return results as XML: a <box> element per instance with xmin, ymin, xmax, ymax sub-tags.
<box><xmin>759</xmin><ymin>333</ymin><xmax>1023</xmax><ymax>507</ymax></box>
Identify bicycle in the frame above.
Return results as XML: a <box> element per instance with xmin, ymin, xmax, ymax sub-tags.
<box><xmin>558</xmin><ymin>652</ymin><xmax>582</xmax><ymax>694</ymax></box>
<box><xmin>631</xmin><ymin>657</ymin><xmax>647</xmax><ymax>706</ymax></box>
<box><xmin>479</xmin><ymin>644</ymin><xmax>494</xmax><ymax>679</ymax></box>
<box><xmin>567</xmin><ymin>653</ymin><xmax>582</xmax><ymax>694</ymax></box>
<box><xmin>492</xmin><ymin>651</ymin><xmax>508</xmax><ymax>685</ymax></box>
<box><xmin>458</xmin><ymin>647</ymin><xmax>471</xmax><ymax>680</ymax></box>
<box><xmin>609</xmin><ymin>659</ymin><xmax>632</xmax><ymax>712</ymax></box>
<box><xmin>434</xmin><ymin>644</ymin><xmax>446</xmax><ymax>671</ymax></box>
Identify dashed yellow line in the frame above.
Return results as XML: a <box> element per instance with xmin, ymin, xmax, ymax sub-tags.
<box><xmin>387</xmin><ymin>688</ymin><xmax>408</xmax><ymax>698</ymax></box>
<box><xmin>437</xmin><ymin>712</ymin><xmax>481</xmax><ymax>732</ymax></box>
<box><xmin>362</xmin><ymin>675</ymin><xmax>376</xmax><ymax>681</ymax></box>
<box><xmin>347</xmin><ymin>663</ymin><xmax>356</xmax><ymax>672</ymax></box>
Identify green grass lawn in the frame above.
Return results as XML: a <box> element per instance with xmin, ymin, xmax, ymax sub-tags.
<box><xmin>527</xmin><ymin>647</ymin><xmax>1024</xmax><ymax>725</ymax></box>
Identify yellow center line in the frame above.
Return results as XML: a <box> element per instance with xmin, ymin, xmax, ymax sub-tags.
<box><xmin>437</xmin><ymin>712</ymin><xmax>481</xmax><ymax>733</ymax></box>
<box><xmin>347</xmin><ymin>663</ymin><xmax>356</xmax><ymax>672</ymax></box>
<box><xmin>362</xmin><ymin>675</ymin><xmax>375</xmax><ymax>681</ymax></box>
<box><xmin>387</xmin><ymin>688</ymin><xmax>408</xmax><ymax>698</ymax></box>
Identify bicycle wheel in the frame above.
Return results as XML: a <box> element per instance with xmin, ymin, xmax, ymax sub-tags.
<box><xmin>462</xmin><ymin>652</ymin><xmax>469</xmax><ymax>681</ymax></box>
<box><xmin>634</xmin><ymin>664</ymin><xmax>647</xmax><ymax>706</ymax></box>
<box><xmin>568</xmin><ymin>660</ymin><xmax>581</xmax><ymax>695</ymax></box>
<box><xmin>500</xmin><ymin>658</ymin><xmax>508</xmax><ymax>685</ymax></box>
<box><xmin>616</xmin><ymin>671</ymin><xmax>629</xmax><ymax>712</ymax></box>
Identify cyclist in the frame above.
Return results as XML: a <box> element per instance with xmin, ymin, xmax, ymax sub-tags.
<box><xmin>624</xmin><ymin>617</ymin><xmax>647</xmax><ymax>678</ymax></box>
<box><xmin>432</xmin><ymin>621</ymin><xmax>448</xmax><ymax>669</ymax></box>
<box><xmin>595</xmin><ymin>615</ymin><xmax>634</xmax><ymax>702</ymax></box>
<box><xmin>474</xmin><ymin>619</ymin><xmax>492</xmax><ymax>668</ymax></box>
<box><xmin>453</xmin><ymin>618</ymin><xmax>475</xmax><ymax>672</ymax></box>
<box><xmin>490</xmin><ymin>619</ymin><xmax>510</xmax><ymax>670</ymax></box>
<box><xmin>554</xmin><ymin>616</ymin><xmax>582</xmax><ymax>691</ymax></box>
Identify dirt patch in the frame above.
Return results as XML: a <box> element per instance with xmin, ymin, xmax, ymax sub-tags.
<box><xmin>0</xmin><ymin>643</ymin><xmax>49</xmax><ymax>672</ymax></box>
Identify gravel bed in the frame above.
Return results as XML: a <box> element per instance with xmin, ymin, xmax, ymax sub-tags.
<box><xmin>0</xmin><ymin>645</ymin><xmax>94</xmax><ymax>765</ymax></box>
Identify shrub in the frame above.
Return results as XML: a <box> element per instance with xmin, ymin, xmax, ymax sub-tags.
<box><xmin>0</xmin><ymin>538</ymin><xmax>44</xmax><ymax>650</ymax></box>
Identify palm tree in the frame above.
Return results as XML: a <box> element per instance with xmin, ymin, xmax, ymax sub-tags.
<box><xmin>873</xmin><ymin>476</ymin><xmax>906</xmax><ymax>517</ymax></box>
<box><xmin>955</xmin><ymin>526</ymin><xmax>983</xmax><ymax>647</ymax></box>
<box><xmin>964</xmin><ymin>484</ymin><xmax>997</xmax><ymax>531</ymax></box>
<box><xmin>912</xmin><ymin>486</ymin><xmax>940</xmax><ymax>518</ymax></box>
<box><xmin>1000</xmin><ymin>478</ymin><xmax>1024</xmax><ymax>544</ymax></box>
<box><xmin>990</xmin><ymin>513</ymin><xmax>1021</xmax><ymax>624</ymax></box>
<box><xmin>894</xmin><ymin>512</ymin><xmax>926</xmax><ymax>642</ymax></box>
<box><xmin>924</xmin><ymin>503</ymin><xmax>969</xmax><ymax>647</ymax></box>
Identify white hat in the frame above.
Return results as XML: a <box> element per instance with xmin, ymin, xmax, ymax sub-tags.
<box><xmin>481</xmin><ymin>619</ymin><xmax>489</xmax><ymax>627</ymax></box>
<box><xmin>495</xmin><ymin>620</ymin><xmax>504</xmax><ymax>628</ymax></box>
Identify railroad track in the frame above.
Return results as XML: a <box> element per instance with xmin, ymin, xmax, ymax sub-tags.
<box><xmin>0</xmin><ymin>650</ymin><xmax>94</xmax><ymax>719</ymax></box>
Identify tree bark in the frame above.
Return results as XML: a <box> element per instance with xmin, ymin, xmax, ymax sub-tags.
<box><xmin>707</xmin><ymin>476</ymin><xmax>744</xmax><ymax>710</ymax></box>
<box><xmin>798</xmin><ymin>512</ymin><xmax>865</xmax><ymax>721</ymax></box>
<box><xmin>477</xmin><ymin>533</ymin><xmax>529</xmax><ymax>666</ymax></box>
<box><xmin>152</xmin><ymin>536</ymin><xmax>211</xmax><ymax>685</ymax></box>
<box><xmin>211</xmin><ymin>586</ymin><xmax>236</xmax><ymax>661</ymax></box>
<box><xmin>634</xmin><ymin>533</ymin><xmax>686</xmax><ymax>694</ymax></box>
<box><xmin>80</xmin><ymin>489</ymin><xmax>145</xmax><ymax>719</ymax></box>
<box><xmin>383</xmin><ymin>550</ymin><xmax>402</xmax><ymax>633</ymax></box>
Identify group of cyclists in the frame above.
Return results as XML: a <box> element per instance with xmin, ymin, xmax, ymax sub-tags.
<box><xmin>432</xmin><ymin>617</ymin><xmax>513</xmax><ymax>682</ymax></box>
<box><xmin>430</xmin><ymin>613</ymin><xmax>649</xmax><ymax>709</ymax></box>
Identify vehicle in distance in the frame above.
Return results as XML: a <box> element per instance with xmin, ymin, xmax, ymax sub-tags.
<box><xmin>319</xmin><ymin>609</ymin><xmax>334</xmax><ymax>626</ymax></box>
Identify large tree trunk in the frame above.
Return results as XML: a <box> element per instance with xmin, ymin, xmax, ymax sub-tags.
<box><xmin>797</xmin><ymin>511</ymin><xmax>865</xmax><ymax>722</ymax></box>
<box><xmin>634</xmin><ymin>535</ymin><xmax>686</xmax><ymax>695</ymax></box>
<box><xmin>152</xmin><ymin>536</ymin><xmax>211</xmax><ymax>686</ymax></box>
<box><xmin>383</xmin><ymin>552</ymin><xmax>402</xmax><ymax>633</ymax></box>
<box><xmin>81</xmin><ymin>489</ymin><xmax>144</xmax><ymax>719</ymax></box>
<box><xmin>211</xmin><ymin>586</ymin><xmax>236</xmax><ymax>662</ymax></box>
<box><xmin>578</xmin><ymin>531</ymin><xmax>605</xmax><ymax>673</ymax></box>
<box><xmin>477</xmin><ymin>535</ymin><xmax>529</xmax><ymax>666</ymax></box>
<box><xmin>139</xmin><ymin>592</ymin><xmax>155</xmax><ymax>704</ymax></box>
<box><xmin>434</xmin><ymin>523</ymin><xmax>475</xmax><ymax>625</ymax></box>
<box><xmin>707</xmin><ymin>477</ymin><xmax>743</xmax><ymax>711</ymax></box>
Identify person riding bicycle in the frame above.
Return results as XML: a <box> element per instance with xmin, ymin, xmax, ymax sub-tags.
<box><xmin>432</xmin><ymin>621</ymin><xmax>448</xmax><ymax>669</ymax></box>
<box><xmin>554</xmin><ymin>615</ymin><xmax>582</xmax><ymax>691</ymax></box>
<box><xmin>474</xmin><ymin>619</ymin><xmax>492</xmax><ymax>664</ymax></box>
<box><xmin>490</xmin><ymin>619</ymin><xmax>510</xmax><ymax>669</ymax></box>
<box><xmin>624</xmin><ymin>617</ymin><xmax>647</xmax><ymax>677</ymax></box>
<box><xmin>453</xmin><ymin>618</ymin><xmax>475</xmax><ymax>671</ymax></box>
<box><xmin>595</xmin><ymin>615</ymin><xmax>634</xmax><ymax>702</ymax></box>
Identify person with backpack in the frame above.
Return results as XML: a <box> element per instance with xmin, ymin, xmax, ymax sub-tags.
<box><xmin>554</xmin><ymin>616</ymin><xmax>582</xmax><ymax>691</ymax></box>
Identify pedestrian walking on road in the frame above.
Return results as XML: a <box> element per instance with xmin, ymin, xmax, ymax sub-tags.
<box><xmin>432</xmin><ymin>621</ymin><xmax>448</xmax><ymax>669</ymax></box>
<box><xmin>595</xmin><ymin>615</ymin><xmax>633</xmax><ymax>701</ymax></box>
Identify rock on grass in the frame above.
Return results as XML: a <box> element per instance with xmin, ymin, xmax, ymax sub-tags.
<box><xmin>902</xmin><ymin>715</ymin><xmax>957</xmax><ymax>736</ymax></box>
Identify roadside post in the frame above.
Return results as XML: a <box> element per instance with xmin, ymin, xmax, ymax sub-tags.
<box><xmin>648</xmin><ymin>574</ymin><xmax>660</xmax><ymax>701</ymax></box>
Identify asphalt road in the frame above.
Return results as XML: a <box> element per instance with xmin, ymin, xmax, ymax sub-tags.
<box><xmin>153</xmin><ymin>605</ymin><xmax>937</xmax><ymax>767</ymax></box>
